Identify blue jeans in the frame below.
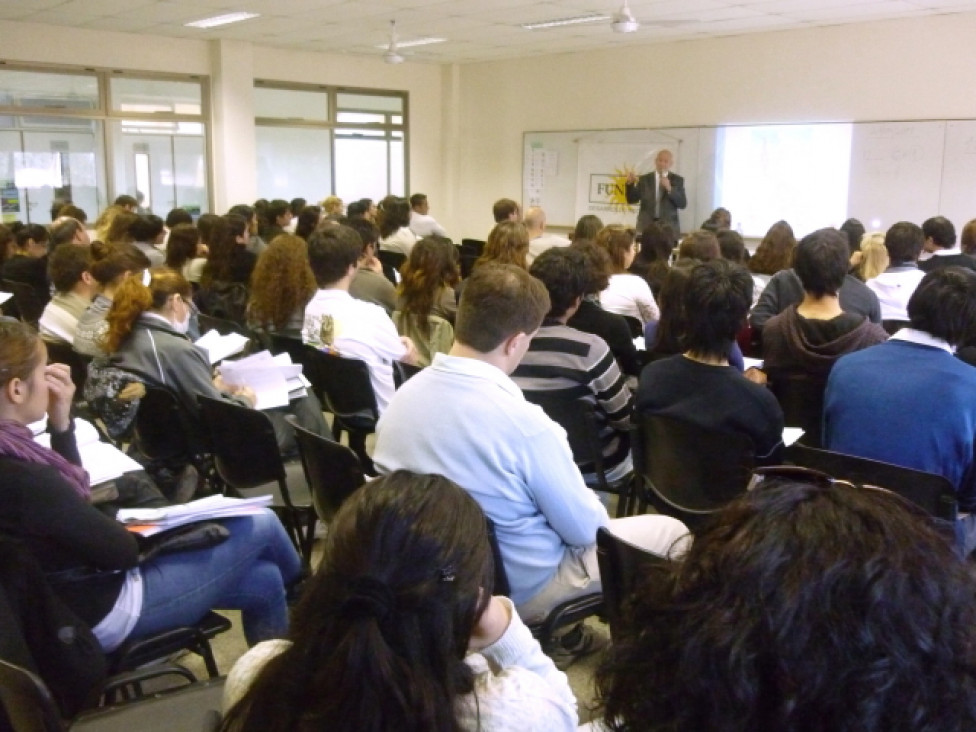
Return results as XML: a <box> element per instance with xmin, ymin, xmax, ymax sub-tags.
<box><xmin>130</xmin><ymin>510</ymin><xmax>302</xmax><ymax>646</ymax></box>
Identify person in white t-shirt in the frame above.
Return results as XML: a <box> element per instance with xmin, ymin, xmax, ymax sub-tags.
<box><xmin>408</xmin><ymin>193</ymin><xmax>448</xmax><ymax>239</ymax></box>
<box><xmin>598</xmin><ymin>225</ymin><xmax>660</xmax><ymax>325</ymax></box>
<box><xmin>302</xmin><ymin>224</ymin><xmax>419</xmax><ymax>415</ymax></box>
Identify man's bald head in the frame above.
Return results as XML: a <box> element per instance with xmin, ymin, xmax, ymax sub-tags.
<box><xmin>523</xmin><ymin>206</ymin><xmax>547</xmax><ymax>235</ymax></box>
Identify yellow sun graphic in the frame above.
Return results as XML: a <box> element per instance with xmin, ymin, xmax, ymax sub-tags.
<box><xmin>609</xmin><ymin>165</ymin><xmax>638</xmax><ymax>212</ymax></box>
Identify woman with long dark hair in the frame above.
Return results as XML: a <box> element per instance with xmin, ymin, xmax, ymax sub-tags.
<box><xmin>394</xmin><ymin>236</ymin><xmax>459</xmax><ymax>366</ymax></box>
<box><xmin>377</xmin><ymin>196</ymin><xmax>417</xmax><ymax>256</ymax></box>
<box><xmin>221</xmin><ymin>471</ymin><xmax>577</xmax><ymax>731</ymax></box>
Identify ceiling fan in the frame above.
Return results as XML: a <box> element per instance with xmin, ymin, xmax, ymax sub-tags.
<box><xmin>384</xmin><ymin>20</ymin><xmax>405</xmax><ymax>64</ymax></box>
<box><xmin>611</xmin><ymin>0</ymin><xmax>699</xmax><ymax>33</ymax></box>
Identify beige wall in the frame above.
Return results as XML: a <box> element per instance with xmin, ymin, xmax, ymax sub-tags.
<box><xmin>0</xmin><ymin>20</ymin><xmax>444</xmax><ymax>214</ymax></box>
<box><xmin>454</xmin><ymin>12</ymin><xmax>976</xmax><ymax>239</ymax></box>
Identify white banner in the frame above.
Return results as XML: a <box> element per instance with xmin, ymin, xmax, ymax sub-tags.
<box><xmin>575</xmin><ymin>143</ymin><xmax>671</xmax><ymax>227</ymax></box>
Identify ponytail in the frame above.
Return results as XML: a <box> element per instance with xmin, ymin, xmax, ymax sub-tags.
<box><xmin>102</xmin><ymin>275</ymin><xmax>153</xmax><ymax>353</ymax></box>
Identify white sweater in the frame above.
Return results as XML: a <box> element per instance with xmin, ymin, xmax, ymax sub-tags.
<box><xmin>222</xmin><ymin>597</ymin><xmax>578</xmax><ymax>731</ymax></box>
<box><xmin>600</xmin><ymin>273</ymin><xmax>660</xmax><ymax>325</ymax></box>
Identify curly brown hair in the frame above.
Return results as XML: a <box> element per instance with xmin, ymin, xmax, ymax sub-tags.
<box><xmin>397</xmin><ymin>236</ymin><xmax>459</xmax><ymax>340</ymax></box>
<box><xmin>476</xmin><ymin>221</ymin><xmax>529</xmax><ymax>271</ymax></box>
<box><xmin>749</xmin><ymin>220</ymin><xmax>796</xmax><ymax>275</ymax></box>
<box><xmin>248</xmin><ymin>234</ymin><xmax>316</xmax><ymax>331</ymax></box>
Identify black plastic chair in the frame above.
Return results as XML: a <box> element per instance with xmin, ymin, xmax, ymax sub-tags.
<box><xmin>767</xmin><ymin>370</ymin><xmax>827</xmax><ymax>448</ymax></box>
<box><xmin>290</xmin><ymin>420</ymin><xmax>365</xmax><ymax>525</ymax></box>
<box><xmin>459</xmin><ymin>239</ymin><xmax>485</xmax><ymax>279</ymax></box>
<box><xmin>632</xmin><ymin>412</ymin><xmax>755</xmax><ymax>532</ymax></box>
<box><xmin>196</xmin><ymin>313</ymin><xmax>248</xmax><ymax>338</ymax></box>
<box><xmin>595</xmin><ymin>526</ymin><xmax>670</xmax><ymax>641</ymax></box>
<box><xmin>300</xmin><ymin>348</ymin><xmax>378</xmax><ymax>473</ymax></box>
<box><xmin>621</xmin><ymin>315</ymin><xmax>643</xmax><ymax>340</ymax></box>
<box><xmin>132</xmin><ymin>387</ymin><xmax>211</xmax><ymax>467</ymax></box>
<box><xmin>197</xmin><ymin>395</ymin><xmax>315</xmax><ymax>564</ymax></box>
<box><xmin>0</xmin><ymin>659</ymin><xmax>224</xmax><ymax>732</ymax></box>
<box><xmin>881</xmin><ymin>319</ymin><xmax>910</xmax><ymax>335</ymax></box>
<box><xmin>377</xmin><ymin>250</ymin><xmax>406</xmax><ymax>286</ymax></box>
<box><xmin>524</xmin><ymin>392</ymin><xmax>636</xmax><ymax>517</ymax></box>
<box><xmin>785</xmin><ymin>441</ymin><xmax>958</xmax><ymax>522</ymax></box>
<box><xmin>486</xmin><ymin>518</ymin><xmax>603</xmax><ymax>654</ymax></box>
<box><xmin>266</xmin><ymin>333</ymin><xmax>308</xmax><ymax>364</ymax></box>
<box><xmin>44</xmin><ymin>341</ymin><xmax>91</xmax><ymax>397</ymax></box>
<box><xmin>2</xmin><ymin>280</ymin><xmax>48</xmax><ymax>327</ymax></box>
<box><xmin>392</xmin><ymin>360</ymin><xmax>422</xmax><ymax>389</ymax></box>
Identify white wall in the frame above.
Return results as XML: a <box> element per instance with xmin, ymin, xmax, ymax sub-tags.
<box><xmin>454</xmin><ymin>12</ymin><xmax>976</xmax><ymax>239</ymax></box>
<box><xmin>0</xmin><ymin>20</ymin><xmax>445</xmax><ymax>215</ymax></box>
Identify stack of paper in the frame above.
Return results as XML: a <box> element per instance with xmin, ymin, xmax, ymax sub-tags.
<box><xmin>219</xmin><ymin>350</ymin><xmax>310</xmax><ymax>410</ymax></box>
<box><xmin>117</xmin><ymin>494</ymin><xmax>273</xmax><ymax>536</ymax></box>
<box><xmin>33</xmin><ymin>418</ymin><xmax>144</xmax><ymax>486</ymax></box>
<box><xmin>195</xmin><ymin>329</ymin><xmax>250</xmax><ymax>365</ymax></box>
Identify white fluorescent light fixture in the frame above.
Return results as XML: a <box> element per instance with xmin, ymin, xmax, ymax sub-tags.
<box><xmin>522</xmin><ymin>14</ymin><xmax>610</xmax><ymax>30</ymax></box>
<box><xmin>375</xmin><ymin>37</ymin><xmax>446</xmax><ymax>49</ymax></box>
<box><xmin>185</xmin><ymin>12</ymin><xmax>260</xmax><ymax>29</ymax></box>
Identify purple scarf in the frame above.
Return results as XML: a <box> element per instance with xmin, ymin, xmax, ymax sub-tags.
<box><xmin>0</xmin><ymin>420</ymin><xmax>91</xmax><ymax>500</ymax></box>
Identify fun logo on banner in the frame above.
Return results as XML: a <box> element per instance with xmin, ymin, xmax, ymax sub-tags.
<box><xmin>575</xmin><ymin>143</ymin><xmax>667</xmax><ymax>226</ymax></box>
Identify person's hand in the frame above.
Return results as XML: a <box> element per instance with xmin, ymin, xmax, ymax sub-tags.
<box><xmin>626</xmin><ymin>172</ymin><xmax>639</xmax><ymax>185</ymax></box>
<box><xmin>45</xmin><ymin>363</ymin><xmax>75</xmax><ymax>432</ymax></box>
<box><xmin>118</xmin><ymin>382</ymin><xmax>146</xmax><ymax>401</ymax></box>
<box><xmin>744</xmin><ymin>367</ymin><xmax>767</xmax><ymax>385</ymax></box>
<box><xmin>213</xmin><ymin>374</ymin><xmax>231</xmax><ymax>393</ymax></box>
<box><xmin>660</xmin><ymin>175</ymin><xmax>672</xmax><ymax>193</ymax></box>
<box><xmin>365</xmin><ymin>255</ymin><xmax>383</xmax><ymax>273</ymax></box>
<box><xmin>468</xmin><ymin>595</ymin><xmax>512</xmax><ymax>651</ymax></box>
<box><xmin>236</xmin><ymin>386</ymin><xmax>257</xmax><ymax>408</ymax></box>
<box><xmin>400</xmin><ymin>337</ymin><xmax>421</xmax><ymax>366</ymax></box>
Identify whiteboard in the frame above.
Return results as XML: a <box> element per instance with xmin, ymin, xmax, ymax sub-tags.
<box><xmin>524</xmin><ymin>120</ymin><xmax>976</xmax><ymax>236</ymax></box>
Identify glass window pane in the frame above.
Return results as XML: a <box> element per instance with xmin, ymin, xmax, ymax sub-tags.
<box><xmin>256</xmin><ymin>125</ymin><xmax>332</xmax><ymax>201</ymax></box>
<box><xmin>0</xmin><ymin>69</ymin><xmax>99</xmax><ymax>111</ymax></box>
<box><xmin>390</xmin><ymin>138</ymin><xmax>404</xmax><ymax>197</ymax></box>
<box><xmin>0</xmin><ymin>124</ymin><xmax>106</xmax><ymax>225</ymax></box>
<box><xmin>109</xmin><ymin>120</ymin><xmax>208</xmax><ymax>216</ymax></box>
<box><xmin>337</xmin><ymin>93</ymin><xmax>402</xmax><ymax>114</ymax></box>
<box><xmin>110</xmin><ymin>77</ymin><xmax>202</xmax><ymax>116</ymax></box>
<box><xmin>337</xmin><ymin>111</ymin><xmax>386</xmax><ymax>125</ymax></box>
<box><xmin>335</xmin><ymin>136</ymin><xmax>388</xmax><ymax>202</ymax></box>
<box><xmin>254</xmin><ymin>87</ymin><xmax>328</xmax><ymax>122</ymax></box>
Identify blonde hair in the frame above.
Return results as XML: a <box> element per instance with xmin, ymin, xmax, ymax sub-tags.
<box><xmin>858</xmin><ymin>232</ymin><xmax>889</xmax><ymax>281</ymax></box>
<box><xmin>320</xmin><ymin>196</ymin><xmax>343</xmax><ymax>216</ymax></box>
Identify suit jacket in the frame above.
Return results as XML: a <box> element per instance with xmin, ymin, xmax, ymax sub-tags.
<box><xmin>625</xmin><ymin>171</ymin><xmax>687</xmax><ymax>235</ymax></box>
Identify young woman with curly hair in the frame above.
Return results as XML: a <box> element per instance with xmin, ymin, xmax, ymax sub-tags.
<box><xmin>393</xmin><ymin>236</ymin><xmax>459</xmax><ymax>366</ymax></box>
<box><xmin>247</xmin><ymin>234</ymin><xmax>317</xmax><ymax>339</ymax></box>
<box><xmin>596</xmin><ymin>475</ymin><xmax>976</xmax><ymax>731</ymax></box>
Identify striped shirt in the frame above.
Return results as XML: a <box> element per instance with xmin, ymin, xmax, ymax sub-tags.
<box><xmin>513</xmin><ymin>321</ymin><xmax>633</xmax><ymax>473</ymax></box>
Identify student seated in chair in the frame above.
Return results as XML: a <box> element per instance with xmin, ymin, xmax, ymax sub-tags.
<box><xmin>762</xmin><ymin>228</ymin><xmax>887</xmax><ymax>379</ymax></box>
<box><xmin>513</xmin><ymin>247</ymin><xmax>634</xmax><ymax>486</ymax></box>
<box><xmin>39</xmin><ymin>243</ymin><xmax>98</xmax><ymax>346</ymax></box>
<box><xmin>374</xmin><ymin>263</ymin><xmax>688</xmax><ymax>664</ymax></box>
<box><xmin>637</xmin><ymin>259</ymin><xmax>785</xmax><ymax>465</ymax></box>
<box><xmin>221</xmin><ymin>471</ymin><xmax>578</xmax><ymax>731</ymax></box>
<box><xmin>595</xmin><ymin>475</ymin><xmax>976</xmax><ymax>731</ymax></box>
<box><xmin>0</xmin><ymin>320</ymin><xmax>302</xmax><ymax>652</ymax></box>
<box><xmin>824</xmin><ymin>266</ymin><xmax>976</xmax><ymax>555</ymax></box>
<box><xmin>302</xmin><ymin>224</ymin><xmax>419</xmax><ymax>414</ymax></box>
<box><xmin>104</xmin><ymin>267</ymin><xmax>329</xmax><ymax>457</ymax></box>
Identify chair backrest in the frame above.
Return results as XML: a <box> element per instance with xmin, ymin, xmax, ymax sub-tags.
<box><xmin>786</xmin><ymin>442</ymin><xmax>958</xmax><ymax>521</ymax></box>
<box><xmin>767</xmin><ymin>370</ymin><xmax>827</xmax><ymax>448</ymax></box>
<box><xmin>376</xmin><ymin>250</ymin><xmax>406</xmax><ymax>285</ymax></box>
<box><xmin>523</xmin><ymin>392</ymin><xmax>606</xmax><ymax>482</ymax></box>
<box><xmin>882</xmin><ymin>319</ymin><xmax>910</xmax><ymax>336</ymax></box>
<box><xmin>633</xmin><ymin>412</ymin><xmax>755</xmax><ymax>530</ymax></box>
<box><xmin>266</xmin><ymin>333</ymin><xmax>309</xmax><ymax>365</ymax></box>
<box><xmin>621</xmin><ymin>315</ymin><xmax>643</xmax><ymax>340</ymax></box>
<box><xmin>392</xmin><ymin>360</ymin><xmax>422</xmax><ymax>389</ymax></box>
<box><xmin>459</xmin><ymin>239</ymin><xmax>485</xmax><ymax>279</ymax></box>
<box><xmin>0</xmin><ymin>660</ymin><xmax>63</xmax><ymax>732</ymax></box>
<box><xmin>197</xmin><ymin>395</ymin><xmax>285</xmax><ymax>491</ymax></box>
<box><xmin>197</xmin><ymin>313</ymin><xmax>248</xmax><ymax>338</ymax></box>
<box><xmin>2</xmin><ymin>280</ymin><xmax>48</xmax><ymax>327</ymax></box>
<box><xmin>133</xmin><ymin>387</ymin><xmax>204</xmax><ymax>462</ymax></box>
<box><xmin>484</xmin><ymin>517</ymin><xmax>511</xmax><ymax>598</ymax></box>
<box><xmin>595</xmin><ymin>526</ymin><xmax>670</xmax><ymax>641</ymax></box>
<box><xmin>290</xmin><ymin>421</ymin><xmax>365</xmax><ymax>523</ymax></box>
<box><xmin>43</xmin><ymin>341</ymin><xmax>90</xmax><ymax>397</ymax></box>
<box><xmin>301</xmin><ymin>348</ymin><xmax>378</xmax><ymax>432</ymax></box>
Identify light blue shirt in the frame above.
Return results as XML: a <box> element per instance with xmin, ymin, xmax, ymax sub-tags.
<box><xmin>374</xmin><ymin>353</ymin><xmax>608</xmax><ymax>605</ymax></box>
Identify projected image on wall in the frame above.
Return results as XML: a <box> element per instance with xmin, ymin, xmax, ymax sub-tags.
<box><xmin>716</xmin><ymin>123</ymin><xmax>853</xmax><ymax>238</ymax></box>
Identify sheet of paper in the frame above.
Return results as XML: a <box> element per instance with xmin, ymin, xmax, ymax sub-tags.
<box><xmin>742</xmin><ymin>357</ymin><xmax>764</xmax><ymax>370</ymax></box>
<box><xmin>782</xmin><ymin>427</ymin><xmax>805</xmax><ymax>447</ymax></box>
<box><xmin>195</xmin><ymin>329</ymin><xmax>249</xmax><ymax>364</ymax></box>
<box><xmin>33</xmin><ymin>418</ymin><xmax>142</xmax><ymax>485</ymax></box>
<box><xmin>0</xmin><ymin>291</ymin><xmax>11</xmax><ymax>305</ymax></box>
<box><xmin>118</xmin><ymin>495</ymin><xmax>273</xmax><ymax>536</ymax></box>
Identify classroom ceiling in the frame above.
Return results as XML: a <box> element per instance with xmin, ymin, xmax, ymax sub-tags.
<box><xmin>3</xmin><ymin>0</ymin><xmax>976</xmax><ymax>65</ymax></box>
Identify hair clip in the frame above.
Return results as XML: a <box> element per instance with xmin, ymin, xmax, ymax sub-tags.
<box><xmin>439</xmin><ymin>566</ymin><xmax>456</xmax><ymax>583</ymax></box>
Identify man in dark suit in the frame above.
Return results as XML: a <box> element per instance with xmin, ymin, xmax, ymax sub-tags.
<box><xmin>625</xmin><ymin>149</ymin><xmax>687</xmax><ymax>236</ymax></box>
